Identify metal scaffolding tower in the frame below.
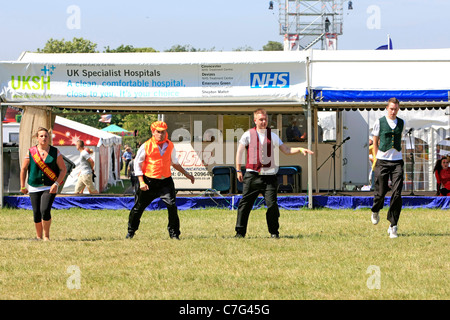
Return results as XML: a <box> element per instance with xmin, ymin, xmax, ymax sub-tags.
<box><xmin>278</xmin><ymin>0</ymin><xmax>345</xmax><ymax>51</ymax></box>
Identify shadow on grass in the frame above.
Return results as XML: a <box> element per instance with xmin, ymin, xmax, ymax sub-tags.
<box><xmin>3</xmin><ymin>231</ymin><xmax>446</xmax><ymax>242</ymax></box>
<box><xmin>399</xmin><ymin>232</ymin><xmax>450</xmax><ymax>237</ymax></box>
<box><xmin>0</xmin><ymin>236</ymin><xmax>122</xmax><ymax>242</ymax></box>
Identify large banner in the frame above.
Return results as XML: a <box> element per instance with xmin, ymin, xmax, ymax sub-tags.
<box><xmin>0</xmin><ymin>54</ymin><xmax>307</xmax><ymax>104</ymax></box>
<box><xmin>171</xmin><ymin>142</ymin><xmax>212</xmax><ymax>190</ymax></box>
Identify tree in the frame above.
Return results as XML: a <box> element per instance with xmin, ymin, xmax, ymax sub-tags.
<box><xmin>233</xmin><ymin>45</ymin><xmax>254</xmax><ymax>51</ymax></box>
<box><xmin>164</xmin><ymin>44</ymin><xmax>216</xmax><ymax>52</ymax></box>
<box><xmin>36</xmin><ymin>37</ymin><xmax>98</xmax><ymax>53</ymax></box>
<box><xmin>262</xmin><ymin>41</ymin><xmax>283</xmax><ymax>51</ymax></box>
<box><xmin>104</xmin><ymin>45</ymin><xmax>157</xmax><ymax>53</ymax></box>
<box><xmin>120</xmin><ymin>114</ymin><xmax>158</xmax><ymax>148</ymax></box>
<box><xmin>165</xmin><ymin>44</ymin><xmax>197</xmax><ymax>52</ymax></box>
<box><xmin>134</xmin><ymin>47</ymin><xmax>158</xmax><ymax>53</ymax></box>
<box><xmin>56</xmin><ymin>110</ymin><xmax>127</xmax><ymax>130</ymax></box>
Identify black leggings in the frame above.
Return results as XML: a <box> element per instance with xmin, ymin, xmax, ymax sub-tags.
<box><xmin>29</xmin><ymin>190</ymin><xmax>56</xmax><ymax>223</ymax></box>
<box><xmin>440</xmin><ymin>188</ymin><xmax>449</xmax><ymax>196</ymax></box>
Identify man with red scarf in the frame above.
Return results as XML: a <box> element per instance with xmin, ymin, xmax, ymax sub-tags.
<box><xmin>235</xmin><ymin>109</ymin><xmax>314</xmax><ymax>238</ymax></box>
<box><xmin>126</xmin><ymin>121</ymin><xmax>194</xmax><ymax>239</ymax></box>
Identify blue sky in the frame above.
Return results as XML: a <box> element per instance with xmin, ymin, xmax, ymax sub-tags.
<box><xmin>1</xmin><ymin>0</ymin><xmax>449</xmax><ymax>60</ymax></box>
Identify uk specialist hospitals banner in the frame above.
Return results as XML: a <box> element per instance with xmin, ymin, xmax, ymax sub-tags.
<box><xmin>0</xmin><ymin>59</ymin><xmax>307</xmax><ymax>104</ymax></box>
<box><xmin>0</xmin><ymin>56</ymin><xmax>307</xmax><ymax>190</ymax></box>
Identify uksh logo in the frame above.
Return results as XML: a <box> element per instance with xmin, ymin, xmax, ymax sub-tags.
<box><xmin>250</xmin><ymin>72</ymin><xmax>290</xmax><ymax>88</ymax></box>
<box><xmin>11</xmin><ymin>65</ymin><xmax>55</xmax><ymax>91</ymax></box>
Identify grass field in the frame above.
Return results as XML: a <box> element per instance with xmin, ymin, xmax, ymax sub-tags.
<box><xmin>0</xmin><ymin>207</ymin><xmax>448</xmax><ymax>300</ymax></box>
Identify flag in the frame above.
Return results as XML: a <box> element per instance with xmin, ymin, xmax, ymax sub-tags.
<box><xmin>284</xmin><ymin>34</ymin><xmax>300</xmax><ymax>51</ymax></box>
<box><xmin>325</xmin><ymin>33</ymin><xmax>337</xmax><ymax>50</ymax></box>
<box><xmin>376</xmin><ymin>37</ymin><xmax>393</xmax><ymax>50</ymax></box>
<box><xmin>99</xmin><ymin>114</ymin><xmax>112</xmax><ymax>123</ymax></box>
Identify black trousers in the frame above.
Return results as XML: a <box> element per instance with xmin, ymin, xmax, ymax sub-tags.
<box><xmin>29</xmin><ymin>190</ymin><xmax>56</xmax><ymax>223</ymax></box>
<box><xmin>124</xmin><ymin>159</ymin><xmax>131</xmax><ymax>176</ymax></box>
<box><xmin>371</xmin><ymin>159</ymin><xmax>404</xmax><ymax>226</ymax></box>
<box><xmin>130</xmin><ymin>175</ymin><xmax>139</xmax><ymax>202</ymax></box>
<box><xmin>438</xmin><ymin>188</ymin><xmax>449</xmax><ymax>196</ymax></box>
<box><xmin>235</xmin><ymin>172</ymin><xmax>280</xmax><ymax>236</ymax></box>
<box><xmin>127</xmin><ymin>176</ymin><xmax>180</xmax><ymax>237</ymax></box>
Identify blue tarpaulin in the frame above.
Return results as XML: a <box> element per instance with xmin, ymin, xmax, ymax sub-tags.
<box><xmin>3</xmin><ymin>195</ymin><xmax>449</xmax><ymax>211</ymax></box>
<box><xmin>313</xmin><ymin>89</ymin><xmax>450</xmax><ymax>103</ymax></box>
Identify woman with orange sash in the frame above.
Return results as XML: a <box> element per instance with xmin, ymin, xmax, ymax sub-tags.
<box><xmin>20</xmin><ymin>127</ymin><xmax>67</xmax><ymax>241</ymax></box>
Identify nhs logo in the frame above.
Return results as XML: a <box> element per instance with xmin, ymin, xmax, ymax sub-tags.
<box><xmin>250</xmin><ymin>72</ymin><xmax>290</xmax><ymax>88</ymax></box>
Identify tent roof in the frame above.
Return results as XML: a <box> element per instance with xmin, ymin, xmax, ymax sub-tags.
<box><xmin>54</xmin><ymin>116</ymin><xmax>122</xmax><ymax>147</ymax></box>
<box><xmin>0</xmin><ymin>50</ymin><xmax>307</xmax><ymax>112</ymax></box>
<box><xmin>1</xmin><ymin>49</ymin><xmax>450</xmax><ymax>111</ymax></box>
<box><xmin>309</xmin><ymin>49</ymin><xmax>450</xmax><ymax>110</ymax></box>
<box><xmin>101</xmin><ymin>124</ymin><xmax>129</xmax><ymax>132</ymax></box>
<box><xmin>17</xmin><ymin>51</ymin><xmax>307</xmax><ymax>64</ymax></box>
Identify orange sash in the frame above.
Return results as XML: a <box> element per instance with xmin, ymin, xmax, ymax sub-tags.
<box><xmin>29</xmin><ymin>146</ymin><xmax>58</xmax><ymax>182</ymax></box>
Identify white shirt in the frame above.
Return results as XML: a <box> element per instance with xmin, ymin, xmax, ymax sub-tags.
<box><xmin>372</xmin><ymin>117</ymin><xmax>405</xmax><ymax>161</ymax></box>
<box><xmin>134</xmin><ymin>141</ymin><xmax>179</xmax><ymax>177</ymax></box>
<box><xmin>239</xmin><ymin>129</ymin><xmax>283</xmax><ymax>175</ymax></box>
<box><xmin>79</xmin><ymin>150</ymin><xmax>93</xmax><ymax>175</ymax></box>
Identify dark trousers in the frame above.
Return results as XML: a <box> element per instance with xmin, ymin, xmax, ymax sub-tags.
<box><xmin>130</xmin><ymin>175</ymin><xmax>139</xmax><ymax>202</ymax></box>
<box><xmin>235</xmin><ymin>172</ymin><xmax>280</xmax><ymax>236</ymax></box>
<box><xmin>438</xmin><ymin>188</ymin><xmax>449</xmax><ymax>196</ymax></box>
<box><xmin>29</xmin><ymin>190</ymin><xmax>56</xmax><ymax>223</ymax></box>
<box><xmin>127</xmin><ymin>176</ymin><xmax>180</xmax><ymax>237</ymax></box>
<box><xmin>372</xmin><ymin>159</ymin><xmax>404</xmax><ymax>226</ymax></box>
<box><xmin>124</xmin><ymin>159</ymin><xmax>131</xmax><ymax>176</ymax></box>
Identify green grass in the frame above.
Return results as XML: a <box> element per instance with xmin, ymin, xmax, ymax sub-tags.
<box><xmin>103</xmin><ymin>178</ymin><xmax>132</xmax><ymax>194</ymax></box>
<box><xmin>0</xmin><ymin>207</ymin><xmax>448</xmax><ymax>300</ymax></box>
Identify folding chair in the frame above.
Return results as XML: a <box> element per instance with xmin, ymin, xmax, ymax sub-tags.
<box><xmin>212</xmin><ymin>166</ymin><xmax>236</xmax><ymax>194</ymax></box>
<box><xmin>277</xmin><ymin>166</ymin><xmax>298</xmax><ymax>193</ymax></box>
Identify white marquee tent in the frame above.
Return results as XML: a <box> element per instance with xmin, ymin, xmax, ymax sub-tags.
<box><xmin>1</xmin><ymin>49</ymin><xmax>449</xmax><ymax>207</ymax></box>
<box><xmin>53</xmin><ymin>116</ymin><xmax>122</xmax><ymax>193</ymax></box>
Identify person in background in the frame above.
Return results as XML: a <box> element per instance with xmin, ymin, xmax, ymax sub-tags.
<box><xmin>122</xmin><ymin>146</ymin><xmax>133</xmax><ymax>176</ymax></box>
<box><xmin>235</xmin><ymin>108</ymin><xmax>314</xmax><ymax>239</ymax></box>
<box><xmin>370</xmin><ymin>98</ymin><xmax>405</xmax><ymax>238</ymax></box>
<box><xmin>433</xmin><ymin>157</ymin><xmax>450</xmax><ymax>196</ymax></box>
<box><xmin>368</xmin><ymin>137</ymin><xmax>377</xmax><ymax>191</ymax></box>
<box><xmin>126</xmin><ymin>121</ymin><xmax>195</xmax><ymax>240</ymax></box>
<box><xmin>127</xmin><ymin>154</ymin><xmax>139</xmax><ymax>201</ymax></box>
<box><xmin>74</xmin><ymin>140</ymin><xmax>99</xmax><ymax>194</ymax></box>
<box><xmin>20</xmin><ymin>127</ymin><xmax>67</xmax><ymax>241</ymax></box>
<box><xmin>286</xmin><ymin>116</ymin><xmax>305</xmax><ymax>142</ymax></box>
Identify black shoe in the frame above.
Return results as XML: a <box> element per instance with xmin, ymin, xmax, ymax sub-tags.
<box><xmin>125</xmin><ymin>232</ymin><xmax>134</xmax><ymax>239</ymax></box>
<box><xmin>168</xmin><ymin>228</ymin><xmax>180</xmax><ymax>240</ymax></box>
<box><xmin>270</xmin><ymin>233</ymin><xmax>280</xmax><ymax>239</ymax></box>
<box><xmin>235</xmin><ymin>233</ymin><xmax>245</xmax><ymax>238</ymax></box>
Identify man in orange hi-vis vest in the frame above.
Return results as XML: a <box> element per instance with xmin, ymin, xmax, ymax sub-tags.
<box><xmin>126</xmin><ymin>121</ymin><xmax>195</xmax><ymax>240</ymax></box>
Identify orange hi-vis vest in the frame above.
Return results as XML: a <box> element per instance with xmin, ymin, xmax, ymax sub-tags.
<box><xmin>142</xmin><ymin>138</ymin><xmax>174</xmax><ymax>179</ymax></box>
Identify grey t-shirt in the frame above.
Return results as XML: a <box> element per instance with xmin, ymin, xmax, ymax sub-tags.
<box><xmin>79</xmin><ymin>150</ymin><xmax>93</xmax><ymax>175</ymax></box>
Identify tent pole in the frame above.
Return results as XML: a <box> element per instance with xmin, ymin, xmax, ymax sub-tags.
<box><xmin>306</xmin><ymin>57</ymin><xmax>313</xmax><ymax>209</ymax></box>
<box><xmin>0</xmin><ymin>116</ymin><xmax>3</xmax><ymax>208</ymax></box>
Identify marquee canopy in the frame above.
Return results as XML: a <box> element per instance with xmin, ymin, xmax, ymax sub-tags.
<box><xmin>0</xmin><ymin>51</ymin><xmax>308</xmax><ymax>113</ymax></box>
<box><xmin>54</xmin><ymin>116</ymin><xmax>121</xmax><ymax>147</ymax></box>
<box><xmin>1</xmin><ymin>49</ymin><xmax>449</xmax><ymax>208</ymax></box>
<box><xmin>1</xmin><ymin>49</ymin><xmax>449</xmax><ymax>112</ymax></box>
<box><xmin>309</xmin><ymin>49</ymin><xmax>450</xmax><ymax>109</ymax></box>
